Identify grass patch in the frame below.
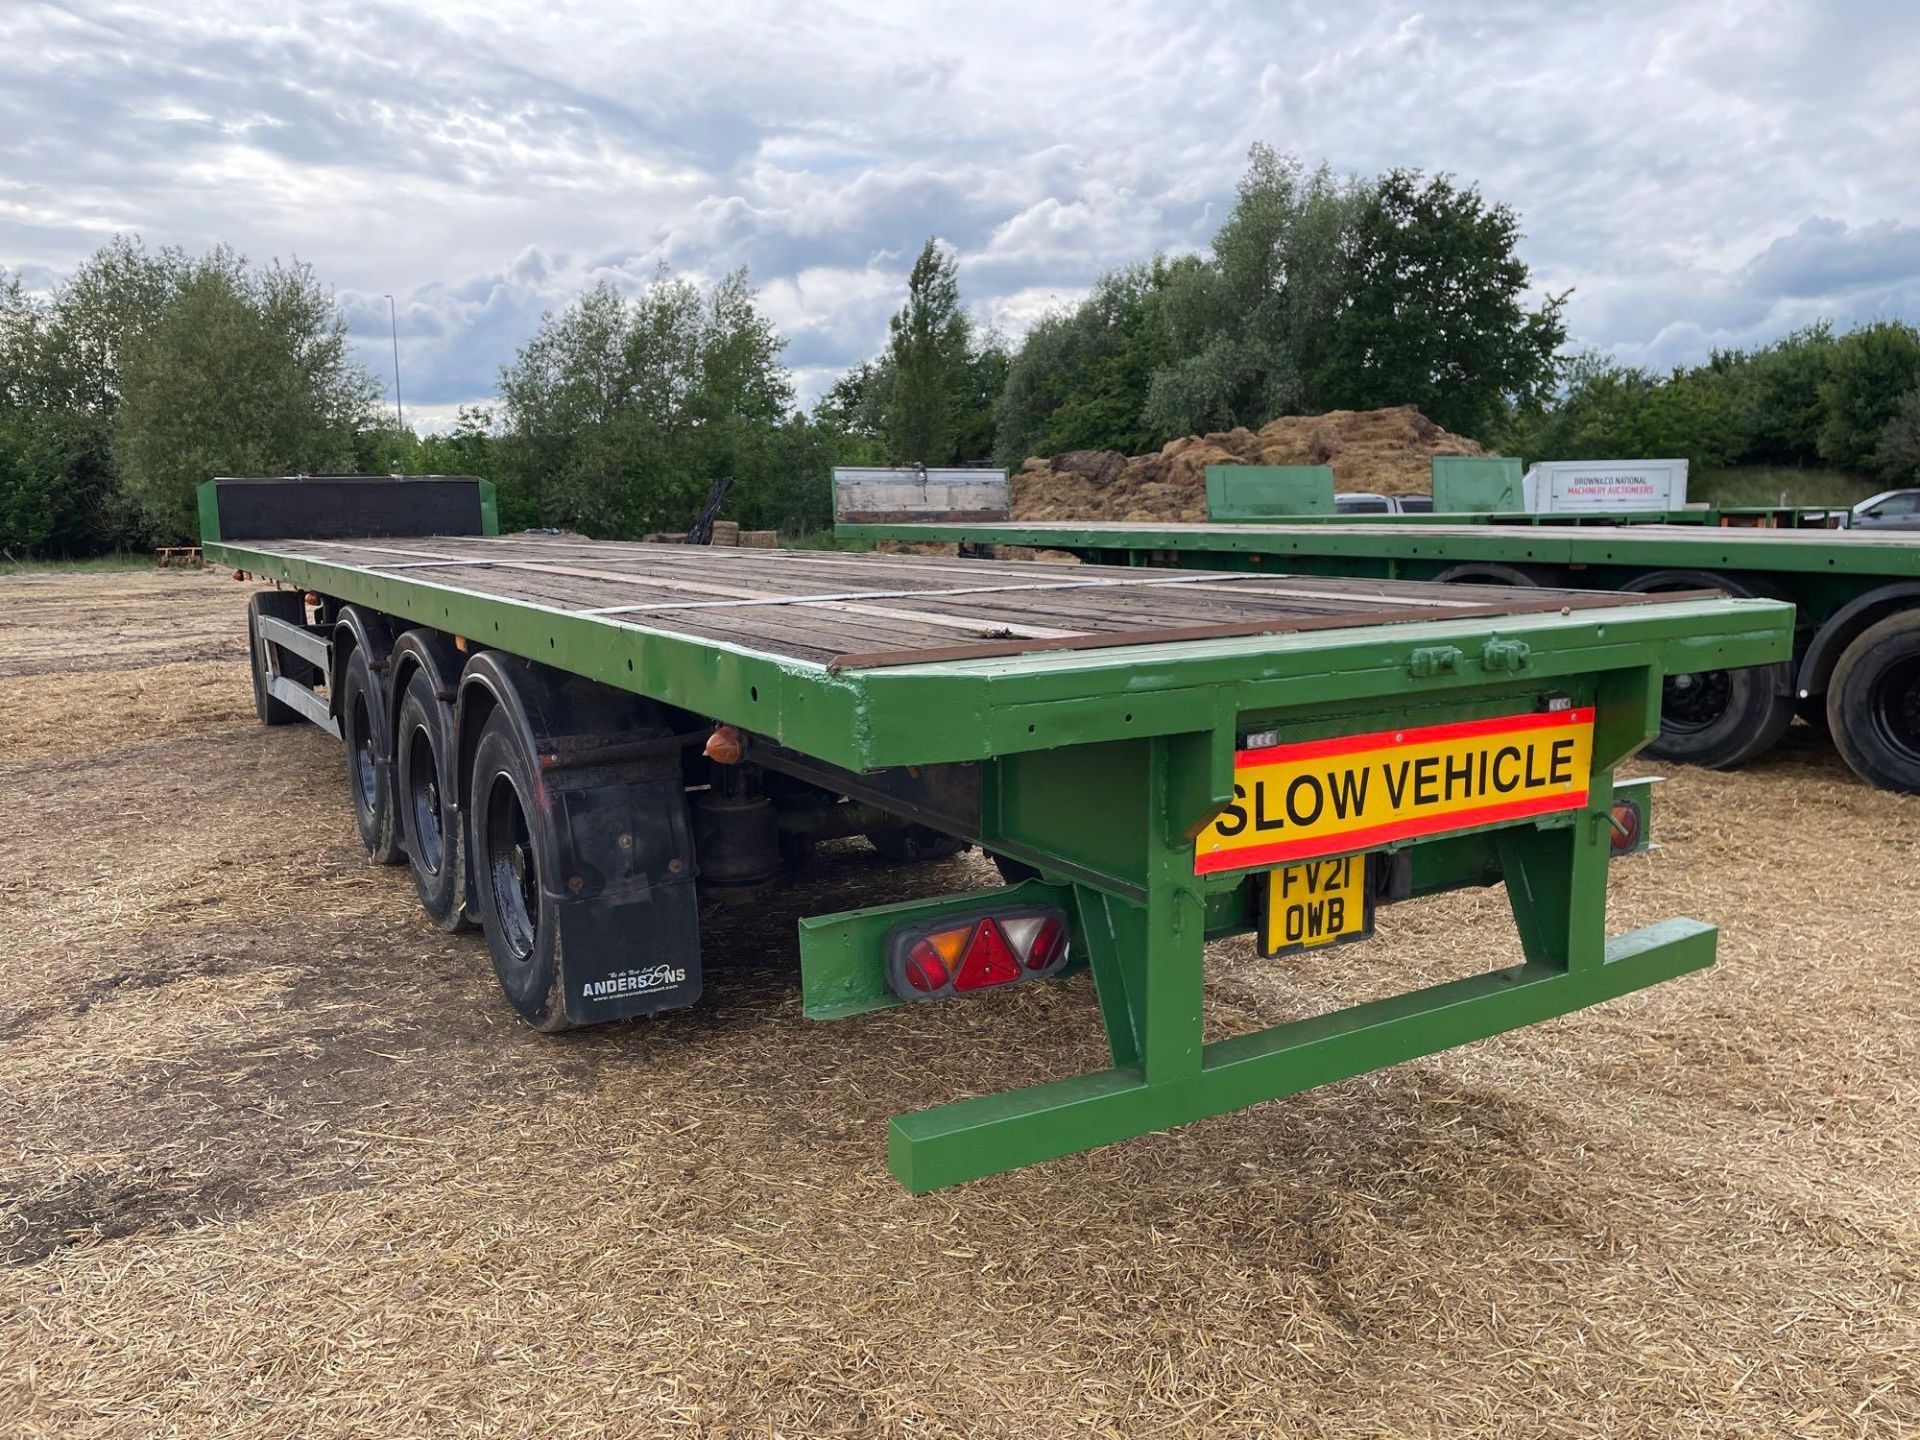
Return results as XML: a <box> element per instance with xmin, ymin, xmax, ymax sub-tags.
<box><xmin>1693</xmin><ymin>466</ymin><xmax>1881</xmax><ymax>509</ymax></box>
<box><xmin>781</xmin><ymin>530</ymin><xmax>875</xmax><ymax>552</ymax></box>
<box><xmin>1</xmin><ymin>552</ymin><xmax>170</xmax><ymax>574</ymax></box>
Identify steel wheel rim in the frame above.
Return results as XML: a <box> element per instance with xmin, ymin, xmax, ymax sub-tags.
<box><xmin>484</xmin><ymin>770</ymin><xmax>540</xmax><ymax>964</ymax></box>
<box><xmin>1662</xmin><ymin>669</ymin><xmax>1733</xmax><ymax>733</ymax></box>
<box><xmin>1869</xmin><ymin>653</ymin><xmax>1920</xmax><ymax>762</ymax></box>
<box><xmin>407</xmin><ymin>726</ymin><xmax>444</xmax><ymax>875</ymax></box>
<box><xmin>349</xmin><ymin>693</ymin><xmax>377</xmax><ymax>819</ymax></box>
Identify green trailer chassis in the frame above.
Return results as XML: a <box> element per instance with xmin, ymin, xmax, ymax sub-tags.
<box><xmin>206</xmin><ymin>497</ymin><xmax>1792</xmax><ymax>1191</ymax></box>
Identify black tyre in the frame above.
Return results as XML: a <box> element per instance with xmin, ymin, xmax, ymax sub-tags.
<box><xmin>469</xmin><ymin>708</ymin><xmax>572</xmax><ymax>1031</ymax></box>
<box><xmin>1644</xmin><ymin>665</ymin><xmax>1794</xmax><ymax>768</ymax></box>
<box><xmin>1432</xmin><ymin>562</ymin><xmax>1554</xmax><ymax>587</ymax></box>
<box><xmin>866</xmin><ymin>824</ymin><xmax>967</xmax><ymax>862</ymax></box>
<box><xmin>1625</xmin><ymin>570</ymin><xmax>1795</xmax><ymax>769</ymax></box>
<box><xmin>395</xmin><ymin>666</ymin><xmax>472</xmax><ymax>930</ymax></box>
<box><xmin>339</xmin><ymin>647</ymin><xmax>403</xmax><ymax>864</ymax></box>
<box><xmin>247</xmin><ymin>590</ymin><xmax>306</xmax><ymax>726</ymax></box>
<box><xmin>989</xmin><ymin>852</ymin><xmax>1040</xmax><ymax>885</ymax></box>
<box><xmin>1826</xmin><ymin>610</ymin><xmax>1920</xmax><ymax>794</ymax></box>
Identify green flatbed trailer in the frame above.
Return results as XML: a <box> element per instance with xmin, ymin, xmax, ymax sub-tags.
<box><xmin>1220</xmin><ymin>505</ymin><xmax>1848</xmax><ymax>527</ymax></box>
<box><xmin>838</xmin><ymin>517</ymin><xmax>1920</xmax><ymax>794</ymax></box>
<box><xmin>203</xmin><ymin>476</ymin><xmax>1793</xmax><ymax>1191</ymax></box>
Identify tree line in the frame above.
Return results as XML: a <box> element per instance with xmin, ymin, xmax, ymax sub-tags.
<box><xmin>5</xmin><ymin>146</ymin><xmax>1918</xmax><ymax>557</ymax></box>
<box><xmin>1506</xmin><ymin>320</ymin><xmax>1920</xmax><ymax>479</ymax></box>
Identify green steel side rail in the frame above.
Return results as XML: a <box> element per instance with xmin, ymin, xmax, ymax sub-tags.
<box><xmin>1182</xmin><ymin>506</ymin><xmax>1845</xmax><ymax>527</ymax></box>
<box><xmin>208</xmin><ymin>530</ymin><xmax>1795</xmax><ymax>1191</ymax></box>
<box><xmin>206</xmin><ymin>535</ymin><xmax>1791</xmax><ymax>774</ymax></box>
<box><xmin>835</xmin><ymin>517</ymin><xmax>1920</xmax><ymax>582</ymax></box>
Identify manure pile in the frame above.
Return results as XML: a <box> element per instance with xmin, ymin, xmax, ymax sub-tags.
<box><xmin>1012</xmin><ymin>405</ymin><xmax>1485</xmax><ymax>522</ymax></box>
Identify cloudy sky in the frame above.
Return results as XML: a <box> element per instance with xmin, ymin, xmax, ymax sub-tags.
<box><xmin>4</xmin><ymin>0</ymin><xmax>1917</xmax><ymax>431</ymax></box>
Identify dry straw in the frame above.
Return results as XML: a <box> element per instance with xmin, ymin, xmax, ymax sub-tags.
<box><xmin>1</xmin><ymin>568</ymin><xmax>1916</xmax><ymax>1438</ymax></box>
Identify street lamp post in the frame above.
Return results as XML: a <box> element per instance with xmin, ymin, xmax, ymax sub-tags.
<box><xmin>384</xmin><ymin>294</ymin><xmax>404</xmax><ymax>430</ymax></box>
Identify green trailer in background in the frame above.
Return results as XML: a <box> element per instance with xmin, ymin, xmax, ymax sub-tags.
<box><xmin>1201</xmin><ymin>456</ymin><xmax>1848</xmax><ymax>528</ymax></box>
<box><xmin>203</xmin><ymin>476</ymin><xmax>1793</xmax><ymax>1190</ymax></box>
<box><xmin>839</xmin><ymin>514</ymin><xmax>1920</xmax><ymax>793</ymax></box>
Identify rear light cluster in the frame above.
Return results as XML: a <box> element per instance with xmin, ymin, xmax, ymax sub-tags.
<box><xmin>1609</xmin><ymin>795</ymin><xmax>1645</xmax><ymax>856</ymax></box>
<box><xmin>886</xmin><ymin>906</ymin><xmax>1071</xmax><ymax>1003</ymax></box>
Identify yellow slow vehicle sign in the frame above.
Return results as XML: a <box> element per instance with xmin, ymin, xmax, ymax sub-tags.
<box><xmin>1195</xmin><ymin>707</ymin><xmax>1595</xmax><ymax>875</ymax></box>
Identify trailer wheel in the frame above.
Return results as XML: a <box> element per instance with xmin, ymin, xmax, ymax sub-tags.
<box><xmin>1826</xmin><ymin>610</ymin><xmax>1920</xmax><ymax>794</ymax></box>
<box><xmin>469</xmin><ymin>708</ymin><xmax>572</xmax><ymax>1031</ymax></box>
<box><xmin>989</xmin><ymin>853</ymin><xmax>1040</xmax><ymax>885</ymax></box>
<box><xmin>396</xmin><ymin>667</ymin><xmax>472</xmax><ymax>930</ymax></box>
<box><xmin>866</xmin><ymin>824</ymin><xmax>967</xmax><ymax>862</ymax></box>
<box><xmin>247</xmin><ymin>591</ymin><xmax>306</xmax><ymax>726</ymax></box>
<box><xmin>1432</xmin><ymin>562</ymin><xmax>1553</xmax><ymax>587</ymax></box>
<box><xmin>339</xmin><ymin>647</ymin><xmax>403</xmax><ymax>863</ymax></box>
<box><xmin>1623</xmin><ymin>570</ymin><xmax>1795</xmax><ymax>769</ymax></box>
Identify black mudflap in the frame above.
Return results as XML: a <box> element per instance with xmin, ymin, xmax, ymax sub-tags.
<box><xmin>544</xmin><ymin>771</ymin><xmax>704</xmax><ymax>1024</ymax></box>
<box><xmin>557</xmin><ymin>890</ymin><xmax>702</xmax><ymax>1021</ymax></box>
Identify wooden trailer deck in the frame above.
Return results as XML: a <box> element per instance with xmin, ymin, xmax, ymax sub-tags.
<box><xmin>239</xmin><ymin>534</ymin><xmax>1710</xmax><ymax>671</ymax></box>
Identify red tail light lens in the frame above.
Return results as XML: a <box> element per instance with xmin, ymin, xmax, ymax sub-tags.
<box><xmin>954</xmin><ymin>921</ymin><xmax>1021</xmax><ymax>991</ymax></box>
<box><xmin>902</xmin><ymin>927</ymin><xmax>968</xmax><ymax>993</ymax></box>
<box><xmin>1609</xmin><ymin>798</ymin><xmax>1643</xmax><ymax>856</ymax></box>
<box><xmin>1024</xmin><ymin>916</ymin><xmax>1068</xmax><ymax>971</ymax></box>
<box><xmin>886</xmin><ymin>905</ymin><xmax>1072</xmax><ymax>1003</ymax></box>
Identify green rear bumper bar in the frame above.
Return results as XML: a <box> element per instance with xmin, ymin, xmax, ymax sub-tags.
<box><xmin>892</xmin><ymin>920</ymin><xmax>1711</xmax><ymax>1191</ymax></box>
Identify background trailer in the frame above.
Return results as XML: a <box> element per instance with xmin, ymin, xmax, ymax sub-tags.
<box><xmin>204</xmin><ymin>477</ymin><xmax>1791</xmax><ymax>1191</ymax></box>
<box><xmin>838</xmin><ymin>514</ymin><xmax>1920</xmax><ymax>793</ymax></box>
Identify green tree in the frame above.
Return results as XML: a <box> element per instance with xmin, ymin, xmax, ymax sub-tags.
<box><xmin>813</xmin><ymin>360</ymin><xmax>891</xmax><ymax>456</ymax></box>
<box><xmin>1816</xmin><ymin>320</ymin><xmax>1920</xmax><ymax>470</ymax></box>
<box><xmin>884</xmin><ymin>239</ymin><xmax>972</xmax><ymax>464</ymax></box>
<box><xmin>113</xmin><ymin>249</ymin><xmax>379</xmax><ymax>539</ymax></box>
<box><xmin>1318</xmin><ymin>169</ymin><xmax>1567</xmax><ymax>438</ymax></box>
<box><xmin>1726</xmin><ymin>322</ymin><xmax>1836</xmax><ymax>466</ymax></box>
<box><xmin>418</xmin><ymin>406</ymin><xmax>499</xmax><ymax>477</ymax></box>
<box><xmin>1144</xmin><ymin>149</ymin><xmax>1359</xmax><ymax>437</ymax></box>
<box><xmin>1872</xmin><ymin>387</ymin><xmax>1920</xmax><ymax>483</ymax></box>
<box><xmin>495</xmin><ymin>267</ymin><xmax>797</xmax><ymax>536</ymax></box>
<box><xmin>993</xmin><ymin>262</ymin><xmax>1173</xmax><ymax>467</ymax></box>
<box><xmin>955</xmin><ymin>331</ymin><xmax>1009</xmax><ymax>465</ymax></box>
<box><xmin>1</xmin><ymin>242</ymin><xmax>193</xmax><ymax>555</ymax></box>
<box><xmin>1504</xmin><ymin>352</ymin><xmax>1740</xmax><ymax>469</ymax></box>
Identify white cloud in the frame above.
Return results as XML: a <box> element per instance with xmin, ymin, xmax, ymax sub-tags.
<box><xmin>1</xmin><ymin>0</ymin><xmax>1915</xmax><ymax>424</ymax></box>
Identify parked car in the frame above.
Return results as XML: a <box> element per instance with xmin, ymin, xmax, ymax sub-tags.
<box><xmin>1335</xmin><ymin>492</ymin><xmax>1432</xmax><ymax>515</ymax></box>
<box><xmin>1850</xmin><ymin>490</ymin><xmax>1920</xmax><ymax>530</ymax></box>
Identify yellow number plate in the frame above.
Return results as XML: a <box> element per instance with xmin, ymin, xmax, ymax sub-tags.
<box><xmin>1262</xmin><ymin>855</ymin><xmax>1374</xmax><ymax>957</ymax></box>
<box><xmin>1197</xmin><ymin>707</ymin><xmax>1595</xmax><ymax>875</ymax></box>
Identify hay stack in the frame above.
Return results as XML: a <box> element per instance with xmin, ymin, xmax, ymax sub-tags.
<box><xmin>1011</xmin><ymin>405</ymin><xmax>1485</xmax><ymax>522</ymax></box>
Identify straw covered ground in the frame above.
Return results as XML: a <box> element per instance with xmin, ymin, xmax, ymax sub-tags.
<box><xmin>2</xmin><ymin>567</ymin><xmax>1918</xmax><ymax>1439</ymax></box>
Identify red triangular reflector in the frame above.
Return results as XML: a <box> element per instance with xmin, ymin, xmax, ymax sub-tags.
<box><xmin>953</xmin><ymin>919</ymin><xmax>1022</xmax><ymax>991</ymax></box>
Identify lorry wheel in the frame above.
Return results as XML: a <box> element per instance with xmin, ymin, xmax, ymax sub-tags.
<box><xmin>989</xmin><ymin>853</ymin><xmax>1040</xmax><ymax>885</ymax></box>
<box><xmin>1432</xmin><ymin>562</ymin><xmax>1556</xmax><ymax>587</ymax></box>
<box><xmin>1826</xmin><ymin>610</ymin><xmax>1920</xmax><ymax>793</ymax></box>
<box><xmin>1644</xmin><ymin>666</ymin><xmax>1793</xmax><ymax>768</ymax></box>
<box><xmin>340</xmin><ymin>647</ymin><xmax>403</xmax><ymax>864</ymax></box>
<box><xmin>247</xmin><ymin>591</ymin><xmax>306</xmax><ymax>726</ymax></box>
<box><xmin>866</xmin><ymin>824</ymin><xmax>967</xmax><ymax>862</ymax></box>
<box><xmin>395</xmin><ymin>667</ymin><xmax>472</xmax><ymax>930</ymax></box>
<box><xmin>469</xmin><ymin>708</ymin><xmax>573</xmax><ymax>1032</ymax></box>
<box><xmin>1624</xmin><ymin>569</ymin><xmax>1794</xmax><ymax>769</ymax></box>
